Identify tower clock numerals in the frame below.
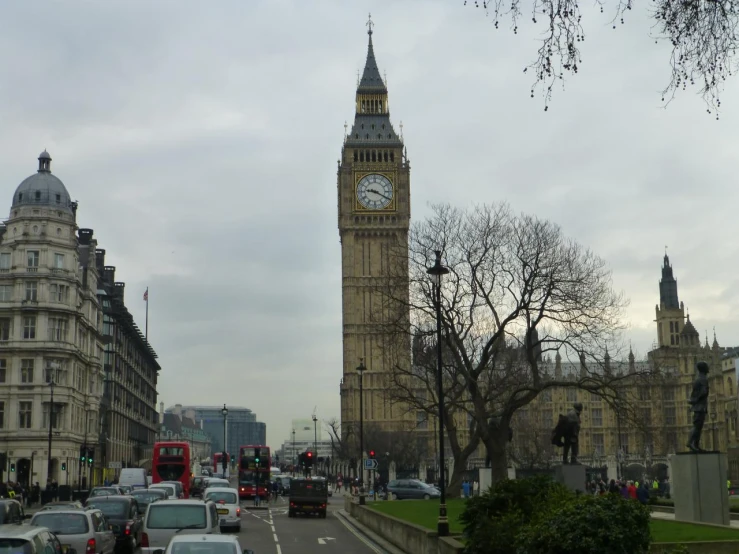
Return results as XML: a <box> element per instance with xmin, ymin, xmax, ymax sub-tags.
<box><xmin>356</xmin><ymin>174</ymin><xmax>394</xmax><ymax>210</ymax></box>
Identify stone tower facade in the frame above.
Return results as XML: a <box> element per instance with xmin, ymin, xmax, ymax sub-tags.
<box><xmin>338</xmin><ymin>23</ymin><xmax>412</xmax><ymax>445</ymax></box>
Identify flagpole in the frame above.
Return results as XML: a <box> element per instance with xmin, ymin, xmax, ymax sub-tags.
<box><xmin>145</xmin><ymin>287</ymin><xmax>149</xmax><ymax>342</ymax></box>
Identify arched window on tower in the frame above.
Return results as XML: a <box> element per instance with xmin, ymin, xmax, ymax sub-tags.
<box><xmin>360</xmin><ymin>151</ymin><xmax>364</xmax><ymax>162</ymax></box>
<box><xmin>354</xmin><ymin>150</ymin><xmax>358</xmax><ymax>162</ymax></box>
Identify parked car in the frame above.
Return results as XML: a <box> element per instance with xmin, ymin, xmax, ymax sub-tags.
<box><xmin>154</xmin><ymin>533</ymin><xmax>253</xmax><ymax>554</ymax></box>
<box><xmin>140</xmin><ymin>499</ymin><xmax>220</xmax><ymax>554</ymax></box>
<box><xmin>30</xmin><ymin>508</ymin><xmax>116</xmax><ymax>554</ymax></box>
<box><xmin>84</xmin><ymin>496</ymin><xmax>142</xmax><ymax>554</ymax></box>
<box><xmin>203</xmin><ymin>487</ymin><xmax>241</xmax><ymax>533</ymax></box>
<box><xmin>128</xmin><ymin>489</ymin><xmax>167</xmax><ymax>516</ymax></box>
<box><xmin>0</xmin><ymin>499</ymin><xmax>28</xmax><ymax>524</ymax></box>
<box><xmin>386</xmin><ymin>479</ymin><xmax>441</xmax><ymax>500</ymax></box>
<box><xmin>0</xmin><ymin>523</ymin><xmax>77</xmax><ymax>554</ymax></box>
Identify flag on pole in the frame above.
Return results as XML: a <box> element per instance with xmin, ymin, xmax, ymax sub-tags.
<box><xmin>143</xmin><ymin>288</ymin><xmax>148</xmax><ymax>302</ymax></box>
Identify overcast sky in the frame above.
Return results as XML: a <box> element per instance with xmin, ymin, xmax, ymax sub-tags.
<box><xmin>1</xmin><ymin>1</ymin><xmax>737</xmax><ymax>448</ymax></box>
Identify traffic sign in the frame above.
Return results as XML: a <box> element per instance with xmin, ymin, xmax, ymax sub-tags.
<box><xmin>363</xmin><ymin>458</ymin><xmax>378</xmax><ymax>470</ymax></box>
<box><xmin>108</xmin><ymin>461</ymin><xmax>122</xmax><ymax>469</ymax></box>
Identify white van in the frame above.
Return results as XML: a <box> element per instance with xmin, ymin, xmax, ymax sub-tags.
<box><xmin>140</xmin><ymin>499</ymin><xmax>220</xmax><ymax>554</ymax></box>
<box><xmin>118</xmin><ymin>468</ymin><xmax>148</xmax><ymax>490</ymax></box>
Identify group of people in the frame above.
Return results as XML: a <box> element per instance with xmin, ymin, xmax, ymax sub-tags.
<box><xmin>588</xmin><ymin>477</ymin><xmax>670</xmax><ymax>504</ymax></box>
<box><xmin>0</xmin><ymin>481</ymin><xmax>48</xmax><ymax>506</ymax></box>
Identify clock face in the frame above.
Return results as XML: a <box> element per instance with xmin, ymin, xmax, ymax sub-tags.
<box><xmin>356</xmin><ymin>174</ymin><xmax>394</xmax><ymax>210</ymax></box>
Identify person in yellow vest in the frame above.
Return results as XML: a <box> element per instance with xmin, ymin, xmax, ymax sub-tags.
<box><xmin>8</xmin><ymin>489</ymin><xmax>15</xmax><ymax>499</ymax></box>
<box><xmin>728</xmin><ymin>479</ymin><xmax>732</xmax><ymax>491</ymax></box>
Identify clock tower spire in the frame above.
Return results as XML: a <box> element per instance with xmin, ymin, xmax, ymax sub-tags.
<box><xmin>338</xmin><ymin>19</ymin><xmax>411</xmax><ymax>440</ymax></box>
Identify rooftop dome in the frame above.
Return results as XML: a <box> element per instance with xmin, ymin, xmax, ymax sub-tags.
<box><xmin>12</xmin><ymin>151</ymin><xmax>74</xmax><ymax>214</ymax></box>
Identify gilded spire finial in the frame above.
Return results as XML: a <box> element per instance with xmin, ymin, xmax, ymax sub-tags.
<box><xmin>399</xmin><ymin>120</ymin><xmax>404</xmax><ymax>140</ymax></box>
<box><xmin>366</xmin><ymin>13</ymin><xmax>374</xmax><ymax>35</ymax></box>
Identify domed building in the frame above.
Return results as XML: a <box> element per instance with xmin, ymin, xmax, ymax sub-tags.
<box><xmin>0</xmin><ymin>151</ymin><xmax>103</xmax><ymax>489</ymax></box>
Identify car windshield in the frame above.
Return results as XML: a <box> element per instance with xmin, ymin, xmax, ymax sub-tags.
<box><xmin>32</xmin><ymin>513</ymin><xmax>89</xmax><ymax>535</ymax></box>
<box><xmin>86</xmin><ymin>501</ymin><xmax>127</xmax><ymax>518</ymax></box>
<box><xmin>0</xmin><ymin>539</ymin><xmax>32</xmax><ymax>554</ymax></box>
<box><xmin>147</xmin><ymin>505</ymin><xmax>207</xmax><ymax>529</ymax></box>
<box><xmin>91</xmin><ymin>488</ymin><xmax>118</xmax><ymax>496</ymax></box>
<box><xmin>205</xmin><ymin>492</ymin><xmax>237</xmax><ymax>504</ymax></box>
<box><xmin>170</xmin><ymin>543</ymin><xmax>236</xmax><ymax>554</ymax></box>
<box><xmin>130</xmin><ymin>492</ymin><xmax>163</xmax><ymax>504</ymax></box>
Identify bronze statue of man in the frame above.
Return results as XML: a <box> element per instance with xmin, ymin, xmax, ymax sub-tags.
<box><xmin>551</xmin><ymin>402</ymin><xmax>583</xmax><ymax>464</ymax></box>
<box><xmin>687</xmin><ymin>361</ymin><xmax>710</xmax><ymax>452</ymax></box>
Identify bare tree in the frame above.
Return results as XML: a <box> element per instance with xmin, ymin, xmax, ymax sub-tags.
<box><xmin>465</xmin><ymin>0</ymin><xmax>738</xmax><ymax>113</ymax></box>
<box><xmin>379</xmin><ymin>203</ymin><xmax>647</xmax><ymax>483</ymax></box>
<box><xmin>326</xmin><ymin>417</ymin><xmax>355</xmax><ymax>464</ymax></box>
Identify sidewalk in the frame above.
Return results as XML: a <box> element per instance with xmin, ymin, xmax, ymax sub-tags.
<box><xmin>651</xmin><ymin>510</ymin><xmax>739</xmax><ymax>528</ymax></box>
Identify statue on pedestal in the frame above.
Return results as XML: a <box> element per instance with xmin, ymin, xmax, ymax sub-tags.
<box><xmin>551</xmin><ymin>402</ymin><xmax>583</xmax><ymax>464</ymax></box>
<box><xmin>687</xmin><ymin>361</ymin><xmax>710</xmax><ymax>453</ymax></box>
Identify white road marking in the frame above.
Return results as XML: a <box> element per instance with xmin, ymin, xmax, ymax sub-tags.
<box><xmin>270</xmin><ymin>525</ymin><xmax>275</xmax><ymax>532</ymax></box>
<box><xmin>276</xmin><ymin>546</ymin><xmax>282</xmax><ymax>554</ymax></box>
<box><xmin>273</xmin><ymin>533</ymin><xmax>279</xmax><ymax>542</ymax></box>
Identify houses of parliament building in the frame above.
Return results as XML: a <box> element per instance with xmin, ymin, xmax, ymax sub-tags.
<box><xmin>514</xmin><ymin>254</ymin><xmax>739</xmax><ymax>480</ymax></box>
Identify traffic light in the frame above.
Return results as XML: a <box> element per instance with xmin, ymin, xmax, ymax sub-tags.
<box><xmin>10</xmin><ymin>463</ymin><xmax>15</xmax><ymax>473</ymax></box>
<box><xmin>87</xmin><ymin>448</ymin><xmax>94</xmax><ymax>467</ymax></box>
<box><xmin>61</xmin><ymin>462</ymin><xmax>66</xmax><ymax>471</ymax></box>
<box><xmin>80</xmin><ymin>447</ymin><xmax>86</xmax><ymax>463</ymax></box>
<box><xmin>306</xmin><ymin>451</ymin><xmax>313</xmax><ymax>468</ymax></box>
<box><xmin>255</xmin><ymin>448</ymin><xmax>261</xmax><ymax>465</ymax></box>
<box><xmin>369</xmin><ymin>450</ymin><xmax>375</xmax><ymax>458</ymax></box>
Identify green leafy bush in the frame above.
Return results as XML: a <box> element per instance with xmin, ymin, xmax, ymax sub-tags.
<box><xmin>460</xmin><ymin>476</ymin><xmax>651</xmax><ymax>554</ymax></box>
<box><xmin>517</xmin><ymin>492</ymin><xmax>651</xmax><ymax>554</ymax></box>
<box><xmin>460</xmin><ymin>475</ymin><xmax>571</xmax><ymax>554</ymax></box>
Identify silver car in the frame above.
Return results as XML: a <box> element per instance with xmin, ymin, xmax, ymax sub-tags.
<box><xmin>153</xmin><ymin>533</ymin><xmax>254</xmax><ymax>554</ymax></box>
<box><xmin>30</xmin><ymin>509</ymin><xmax>116</xmax><ymax>554</ymax></box>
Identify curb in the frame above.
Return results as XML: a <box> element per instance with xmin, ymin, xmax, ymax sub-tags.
<box><xmin>335</xmin><ymin>509</ymin><xmax>406</xmax><ymax>554</ymax></box>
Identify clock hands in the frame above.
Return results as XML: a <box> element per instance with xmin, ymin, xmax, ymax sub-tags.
<box><xmin>367</xmin><ymin>187</ymin><xmax>392</xmax><ymax>201</ymax></box>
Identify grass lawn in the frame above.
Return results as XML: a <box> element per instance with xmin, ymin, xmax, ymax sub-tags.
<box><xmin>651</xmin><ymin>519</ymin><xmax>739</xmax><ymax>543</ymax></box>
<box><xmin>366</xmin><ymin>499</ymin><xmax>467</xmax><ymax>535</ymax></box>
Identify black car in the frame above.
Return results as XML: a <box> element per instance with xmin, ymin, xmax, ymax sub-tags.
<box><xmin>84</xmin><ymin>496</ymin><xmax>142</xmax><ymax>554</ymax></box>
<box><xmin>0</xmin><ymin>499</ymin><xmax>27</xmax><ymax>523</ymax></box>
<box><xmin>128</xmin><ymin>488</ymin><xmax>166</xmax><ymax>515</ymax></box>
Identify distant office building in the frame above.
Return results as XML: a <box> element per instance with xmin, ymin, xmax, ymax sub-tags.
<box><xmin>165</xmin><ymin>405</ymin><xmax>266</xmax><ymax>458</ymax></box>
<box><xmin>277</xmin><ymin>418</ymin><xmax>334</xmax><ymax>466</ymax></box>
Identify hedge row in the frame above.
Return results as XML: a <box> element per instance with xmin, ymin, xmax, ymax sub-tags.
<box><xmin>460</xmin><ymin>475</ymin><xmax>652</xmax><ymax>554</ymax></box>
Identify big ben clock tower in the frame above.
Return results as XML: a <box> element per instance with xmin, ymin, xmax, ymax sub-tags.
<box><xmin>338</xmin><ymin>20</ymin><xmax>412</xmax><ymax>441</ymax></box>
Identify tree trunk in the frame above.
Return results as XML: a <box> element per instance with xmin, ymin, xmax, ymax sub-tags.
<box><xmin>447</xmin><ymin>464</ymin><xmax>465</xmax><ymax>498</ymax></box>
<box><xmin>483</xmin><ymin>428</ymin><xmax>510</xmax><ymax>483</ymax></box>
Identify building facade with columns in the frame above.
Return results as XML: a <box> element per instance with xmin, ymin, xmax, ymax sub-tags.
<box><xmin>0</xmin><ymin>151</ymin><xmax>104</xmax><ymax>488</ymax></box>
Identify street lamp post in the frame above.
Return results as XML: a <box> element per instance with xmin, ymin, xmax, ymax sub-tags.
<box><xmin>221</xmin><ymin>405</ymin><xmax>228</xmax><ymax>474</ymax></box>
<box><xmin>47</xmin><ymin>364</ymin><xmax>58</xmax><ymax>486</ymax></box>
<box><xmin>312</xmin><ymin>414</ymin><xmax>318</xmax><ymax>474</ymax></box>
<box><xmin>292</xmin><ymin>429</ymin><xmax>296</xmax><ymax>476</ymax></box>
<box><xmin>427</xmin><ymin>250</ymin><xmax>450</xmax><ymax>537</ymax></box>
<box><xmin>357</xmin><ymin>358</ymin><xmax>367</xmax><ymax>505</ymax></box>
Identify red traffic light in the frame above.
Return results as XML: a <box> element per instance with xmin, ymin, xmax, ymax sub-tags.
<box><xmin>307</xmin><ymin>452</ymin><xmax>313</xmax><ymax>458</ymax></box>
<box><xmin>369</xmin><ymin>450</ymin><xmax>375</xmax><ymax>457</ymax></box>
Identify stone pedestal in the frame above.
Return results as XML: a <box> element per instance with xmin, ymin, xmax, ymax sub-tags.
<box><xmin>554</xmin><ymin>464</ymin><xmax>586</xmax><ymax>493</ymax></box>
<box><xmin>671</xmin><ymin>452</ymin><xmax>729</xmax><ymax>526</ymax></box>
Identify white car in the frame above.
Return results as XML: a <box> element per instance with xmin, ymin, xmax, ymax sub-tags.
<box><xmin>140</xmin><ymin>499</ymin><xmax>220</xmax><ymax>554</ymax></box>
<box><xmin>203</xmin><ymin>487</ymin><xmax>241</xmax><ymax>533</ymax></box>
<box><xmin>153</xmin><ymin>533</ymin><xmax>253</xmax><ymax>554</ymax></box>
<box><xmin>148</xmin><ymin>483</ymin><xmax>177</xmax><ymax>499</ymax></box>
<box><xmin>204</xmin><ymin>478</ymin><xmax>230</xmax><ymax>490</ymax></box>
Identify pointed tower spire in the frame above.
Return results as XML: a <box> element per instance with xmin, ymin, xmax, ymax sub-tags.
<box><xmin>555</xmin><ymin>349</ymin><xmax>562</xmax><ymax>378</ymax></box>
<box><xmin>713</xmin><ymin>327</ymin><xmax>720</xmax><ymax>350</ymax></box>
<box><xmin>358</xmin><ymin>13</ymin><xmax>387</xmax><ymax>93</ymax></box>
<box><xmin>659</xmin><ymin>252</ymin><xmax>679</xmax><ymax>309</ymax></box>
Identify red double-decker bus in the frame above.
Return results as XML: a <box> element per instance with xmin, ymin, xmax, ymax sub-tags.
<box><xmin>152</xmin><ymin>441</ymin><xmax>191</xmax><ymax>498</ymax></box>
<box><xmin>238</xmin><ymin>445</ymin><xmax>270</xmax><ymax>500</ymax></box>
<box><xmin>213</xmin><ymin>452</ymin><xmax>230</xmax><ymax>479</ymax></box>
